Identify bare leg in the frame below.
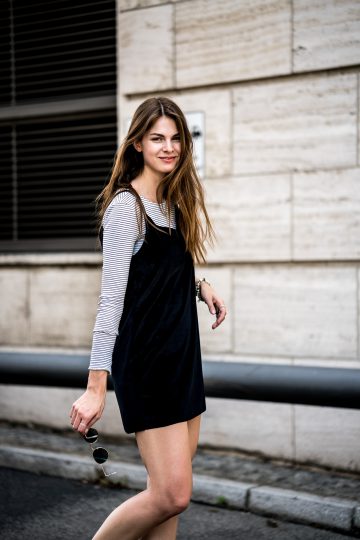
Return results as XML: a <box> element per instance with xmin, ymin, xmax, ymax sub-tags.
<box><xmin>139</xmin><ymin>414</ymin><xmax>202</xmax><ymax>540</ymax></box>
<box><xmin>92</xmin><ymin>420</ymin><xmax>193</xmax><ymax>540</ymax></box>
<box><xmin>137</xmin><ymin>474</ymin><xmax>179</xmax><ymax>540</ymax></box>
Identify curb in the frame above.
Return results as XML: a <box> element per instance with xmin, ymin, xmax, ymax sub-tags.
<box><xmin>1</xmin><ymin>445</ymin><xmax>359</xmax><ymax>534</ymax></box>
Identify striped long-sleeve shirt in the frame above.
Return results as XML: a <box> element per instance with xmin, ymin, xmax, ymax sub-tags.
<box><xmin>88</xmin><ymin>189</ymin><xmax>176</xmax><ymax>375</ymax></box>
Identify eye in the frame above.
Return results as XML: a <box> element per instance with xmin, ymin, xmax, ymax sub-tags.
<box><xmin>151</xmin><ymin>137</ymin><xmax>161</xmax><ymax>142</ymax></box>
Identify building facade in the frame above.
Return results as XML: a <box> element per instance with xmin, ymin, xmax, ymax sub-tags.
<box><xmin>1</xmin><ymin>0</ymin><xmax>360</xmax><ymax>471</ymax></box>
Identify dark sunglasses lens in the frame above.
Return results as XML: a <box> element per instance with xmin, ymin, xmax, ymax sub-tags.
<box><xmin>84</xmin><ymin>427</ymin><xmax>98</xmax><ymax>443</ymax></box>
<box><xmin>93</xmin><ymin>447</ymin><xmax>108</xmax><ymax>464</ymax></box>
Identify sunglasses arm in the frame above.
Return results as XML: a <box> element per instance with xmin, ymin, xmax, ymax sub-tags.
<box><xmin>100</xmin><ymin>464</ymin><xmax>118</xmax><ymax>478</ymax></box>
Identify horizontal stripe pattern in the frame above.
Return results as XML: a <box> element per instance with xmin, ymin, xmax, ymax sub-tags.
<box><xmin>89</xmin><ymin>190</ymin><xmax>176</xmax><ymax>374</ymax></box>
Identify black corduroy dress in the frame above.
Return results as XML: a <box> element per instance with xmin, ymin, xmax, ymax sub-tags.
<box><xmin>100</xmin><ymin>196</ymin><xmax>206</xmax><ymax>434</ymax></box>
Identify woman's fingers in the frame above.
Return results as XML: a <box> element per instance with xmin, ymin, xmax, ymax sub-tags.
<box><xmin>72</xmin><ymin>410</ymin><xmax>92</xmax><ymax>434</ymax></box>
<box><xmin>69</xmin><ymin>391</ymin><xmax>105</xmax><ymax>435</ymax></box>
<box><xmin>211</xmin><ymin>298</ymin><xmax>227</xmax><ymax>329</ymax></box>
<box><xmin>200</xmin><ymin>286</ymin><xmax>228</xmax><ymax>330</ymax></box>
<box><xmin>72</xmin><ymin>411</ymin><xmax>83</xmax><ymax>431</ymax></box>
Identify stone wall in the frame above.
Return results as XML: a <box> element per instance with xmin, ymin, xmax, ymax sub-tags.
<box><xmin>1</xmin><ymin>0</ymin><xmax>359</xmax><ymax>470</ymax></box>
<box><xmin>118</xmin><ymin>0</ymin><xmax>360</xmax><ymax>469</ymax></box>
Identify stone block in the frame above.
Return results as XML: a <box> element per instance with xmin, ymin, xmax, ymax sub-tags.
<box><xmin>294</xmin><ymin>404</ymin><xmax>360</xmax><ymax>472</ymax></box>
<box><xmin>293</xmin><ymin>168</ymin><xmax>360</xmax><ymax>260</ymax></box>
<box><xmin>358</xmin><ymin>73</ymin><xmax>360</xmax><ymax>166</ymax></box>
<box><xmin>199</xmin><ymin>397</ymin><xmax>294</xmax><ymax>460</ymax></box>
<box><xmin>176</xmin><ymin>0</ymin><xmax>291</xmax><ymax>87</ymax></box>
<box><xmin>29</xmin><ymin>267</ymin><xmax>100</xmax><ymax>347</ymax></box>
<box><xmin>0</xmin><ymin>269</ymin><xmax>28</xmax><ymax>345</ymax></box>
<box><xmin>293</xmin><ymin>0</ymin><xmax>360</xmax><ymax>72</ymax></box>
<box><xmin>233</xmin><ymin>265</ymin><xmax>357</xmax><ymax>358</ymax></box>
<box><xmin>119</xmin><ymin>4</ymin><xmax>173</xmax><ymax>94</ymax></box>
<box><xmin>359</xmin><ymin>267</ymin><xmax>360</xmax><ymax>360</ymax></box>
<box><xmin>233</xmin><ymin>73</ymin><xmax>357</xmax><ymax>174</ymax></box>
<box><xmin>205</xmin><ymin>175</ymin><xmax>291</xmax><ymax>262</ymax></box>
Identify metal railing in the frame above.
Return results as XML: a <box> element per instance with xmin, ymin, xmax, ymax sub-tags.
<box><xmin>1</xmin><ymin>351</ymin><xmax>359</xmax><ymax>410</ymax></box>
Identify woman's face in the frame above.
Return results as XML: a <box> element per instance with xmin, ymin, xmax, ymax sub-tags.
<box><xmin>135</xmin><ymin>116</ymin><xmax>181</xmax><ymax>176</ymax></box>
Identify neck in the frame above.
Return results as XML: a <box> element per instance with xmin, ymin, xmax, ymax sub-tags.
<box><xmin>132</xmin><ymin>166</ymin><xmax>164</xmax><ymax>200</ymax></box>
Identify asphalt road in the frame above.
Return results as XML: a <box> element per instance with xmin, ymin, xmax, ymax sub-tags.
<box><xmin>1</xmin><ymin>468</ymin><xmax>359</xmax><ymax>540</ymax></box>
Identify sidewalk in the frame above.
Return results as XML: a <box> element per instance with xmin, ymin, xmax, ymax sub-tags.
<box><xmin>1</xmin><ymin>420</ymin><xmax>359</xmax><ymax>536</ymax></box>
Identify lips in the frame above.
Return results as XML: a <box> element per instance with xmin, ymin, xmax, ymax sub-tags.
<box><xmin>159</xmin><ymin>157</ymin><xmax>176</xmax><ymax>162</ymax></box>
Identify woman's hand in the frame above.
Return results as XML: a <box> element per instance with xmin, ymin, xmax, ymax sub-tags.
<box><xmin>199</xmin><ymin>281</ymin><xmax>228</xmax><ymax>330</ymax></box>
<box><xmin>70</xmin><ymin>388</ymin><xmax>106</xmax><ymax>435</ymax></box>
<box><xmin>70</xmin><ymin>384</ymin><xmax>107</xmax><ymax>436</ymax></box>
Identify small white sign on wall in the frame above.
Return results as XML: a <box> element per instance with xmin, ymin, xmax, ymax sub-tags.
<box><xmin>125</xmin><ymin>110</ymin><xmax>205</xmax><ymax>178</ymax></box>
<box><xmin>185</xmin><ymin>111</ymin><xmax>204</xmax><ymax>178</ymax></box>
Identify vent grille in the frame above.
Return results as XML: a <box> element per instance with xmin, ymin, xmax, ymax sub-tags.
<box><xmin>0</xmin><ymin>0</ymin><xmax>117</xmax><ymax>251</ymax></box>
<box><xmin>0</xmin><ymin>125</ymin><xmax>13</xmax><ymax>240</ymax></box>
<box><xmin>1</xmin><ymin>0</ymin><xmax>117</xmax><ymax>104</ymax></box>
<box><xmin>0</xmin><ymin>1</ymin><xmax>12</xmax><ymax>105</ymax></box>
<box><xmin>14</xmin><ymin>0</ymin><xmax>117</xmax><ymax>102</ymax></box>
<box><xmin>15</xmin><ymin>111</ymin><xmax>117</xmax><ymax>240</ymax></box>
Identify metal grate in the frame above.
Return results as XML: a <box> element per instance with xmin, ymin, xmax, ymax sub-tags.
<box><xmin>0</xmin><ymin>1</ymin><xmax>12</xmax><ymax>105</ymax></box>
<box><xmin>0</xmin><ymin>125</ymin><xmax>13</xmax><ymax>240</ymax></box>
<box><xmin>2</xmin><ymin>0</ymin><xmax>117</xmax><ymax>104</ymax></box>
<box><xmin>0</xmin><ymin>0</ymin><xmax>117</xmax><ymax>251</ymax></box>
<box><xmin>16</xmin><ymin>111</ymin><xmax>117</xmax><ymax>240</ymax></box>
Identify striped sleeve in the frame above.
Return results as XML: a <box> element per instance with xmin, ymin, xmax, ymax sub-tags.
<box><xmin>88</xmin><ymin>193</ymin><xmax>140</xmax><ymax>375</ymax></box>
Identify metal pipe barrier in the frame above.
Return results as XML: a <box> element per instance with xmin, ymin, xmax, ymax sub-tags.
<box><xmin>0</xmin><ymin>351</ymin><xmax>359</xmax><ymax>409</ymax></box>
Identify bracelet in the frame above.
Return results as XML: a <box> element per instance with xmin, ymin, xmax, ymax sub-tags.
<box><xmin>195</xmin><ymin>277</ymin><xmax>211</xmax><ymax>302</ymax></box>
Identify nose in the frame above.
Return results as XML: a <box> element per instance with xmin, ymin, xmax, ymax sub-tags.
<box><xmin>162</xmin><ymin>139</ymin><xmax>174</xmax><ymax>152</ymax></box>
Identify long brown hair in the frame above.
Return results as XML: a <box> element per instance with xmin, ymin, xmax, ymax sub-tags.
<box><xmin>94</xmin><ymin>96</ymin><xmax>216</xmax><ymax>265</ymax></box>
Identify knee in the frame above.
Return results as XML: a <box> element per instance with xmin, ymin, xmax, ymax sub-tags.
<box><xmin>168</xmin><ymin>489</ymin><xmax>191</xmax><ymax>515</ymax></box>
<box><xmin>155</xmin><ymin>482</ymin><xmax>192</xmax><ymax>516</ymax></box>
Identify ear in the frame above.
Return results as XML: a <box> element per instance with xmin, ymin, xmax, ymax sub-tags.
<box><xmin>133</xmin><ymin>141</ymin><xmax>142</xmax><ymax>152</ymax></box>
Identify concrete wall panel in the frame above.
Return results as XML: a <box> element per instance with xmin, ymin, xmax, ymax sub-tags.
<box><xmin>294</xmin><ymin>404</ymin><xmax>360</xmax><ymax>471</ymax></box>
<box><xmin>293</xmin><ymin>0</ymin><xmax>360</xmax><ymax>72</ymax></box>
<box><xmin>0</xmin><ymin>270</ymin><xmax>29</xmax><ymax>345</ymax></box>
<box><xmin>205</xmin><ymin>175</ymin><xmax>291</xmax><ymax>262</ymax></box>
<box><xmin>293</xmin><ymin>168</ymin><xmax>360</xmax><ymax>260</ymax></box>
<box><xmin>233</xmin><ymin>73</ymin><xmax>357</xmax><ymax>174</ymax></box>
<box><xmin>233</xmin><ymin>265</ymin><xmax>358</xmax><ymax>358</ymax></box>
<box><xmin>29</xmin><ymin>268</ymin><xmax>100</xmax><ymax>347</ymax></box>
<box><xmin>176</xmin><ymin>0</ymin><xmax>291</xmax><ymax>87</ymax></box>
<box><xmin>119</xmin><ymin>4</ymin><xmax>173</xmax><ymax>94</ymax></box>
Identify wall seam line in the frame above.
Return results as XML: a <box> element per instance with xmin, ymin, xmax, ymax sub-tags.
<box><xmin>356</xmin><ymin>267</ymin><xmax>359</xmax><ymax>361</ymax></box>
<box><xmin>290</xmin><ymin>173</ymin><xmax>294</xmax><ymax>261</ymax></box>
<box><xmin>231</xmin><ymin>264</ymin><xmax>235</xmax><ymax>353</ymax></box>
<box><xmin>290</xmin><ymin>0</ymin><xmax>294</xmax><ymax>73</ymax></box>
<box><xmin>356</xmin><ymin>73</ymin><xmax>359</xmax><ymax>166</ymax></box>
<box><xmin>172</xmin><ymin>2</ymin><xmax>176</xmax><ymax>89</ymax></box>
<box><xmin>230</xmin><ymin>87</ymin><xmax>234</xmax><ymax>177</ymax></box>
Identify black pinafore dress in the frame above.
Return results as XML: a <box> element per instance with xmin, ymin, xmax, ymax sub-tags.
<box><xmin>100</xmin><ymin>195</ymin><xmax>206</xmax><ymax>434</ymax></box>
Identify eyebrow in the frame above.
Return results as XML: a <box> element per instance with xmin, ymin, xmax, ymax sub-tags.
<box><xmin>149</xmin><ymin>132</ymin><xmax>180</xmax><ymax>137</ymax></box>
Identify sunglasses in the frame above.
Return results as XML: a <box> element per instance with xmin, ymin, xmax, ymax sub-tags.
<box><xmin>82</xmin><ymin>427</ymin><xmax>118</xmax><ymax>478</ymax></box>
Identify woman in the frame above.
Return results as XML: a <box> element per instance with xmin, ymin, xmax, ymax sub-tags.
<box><xmin>69</xmin><ymin>96</ymin><xmax>227</xmax><ymax>540</ymax></box>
